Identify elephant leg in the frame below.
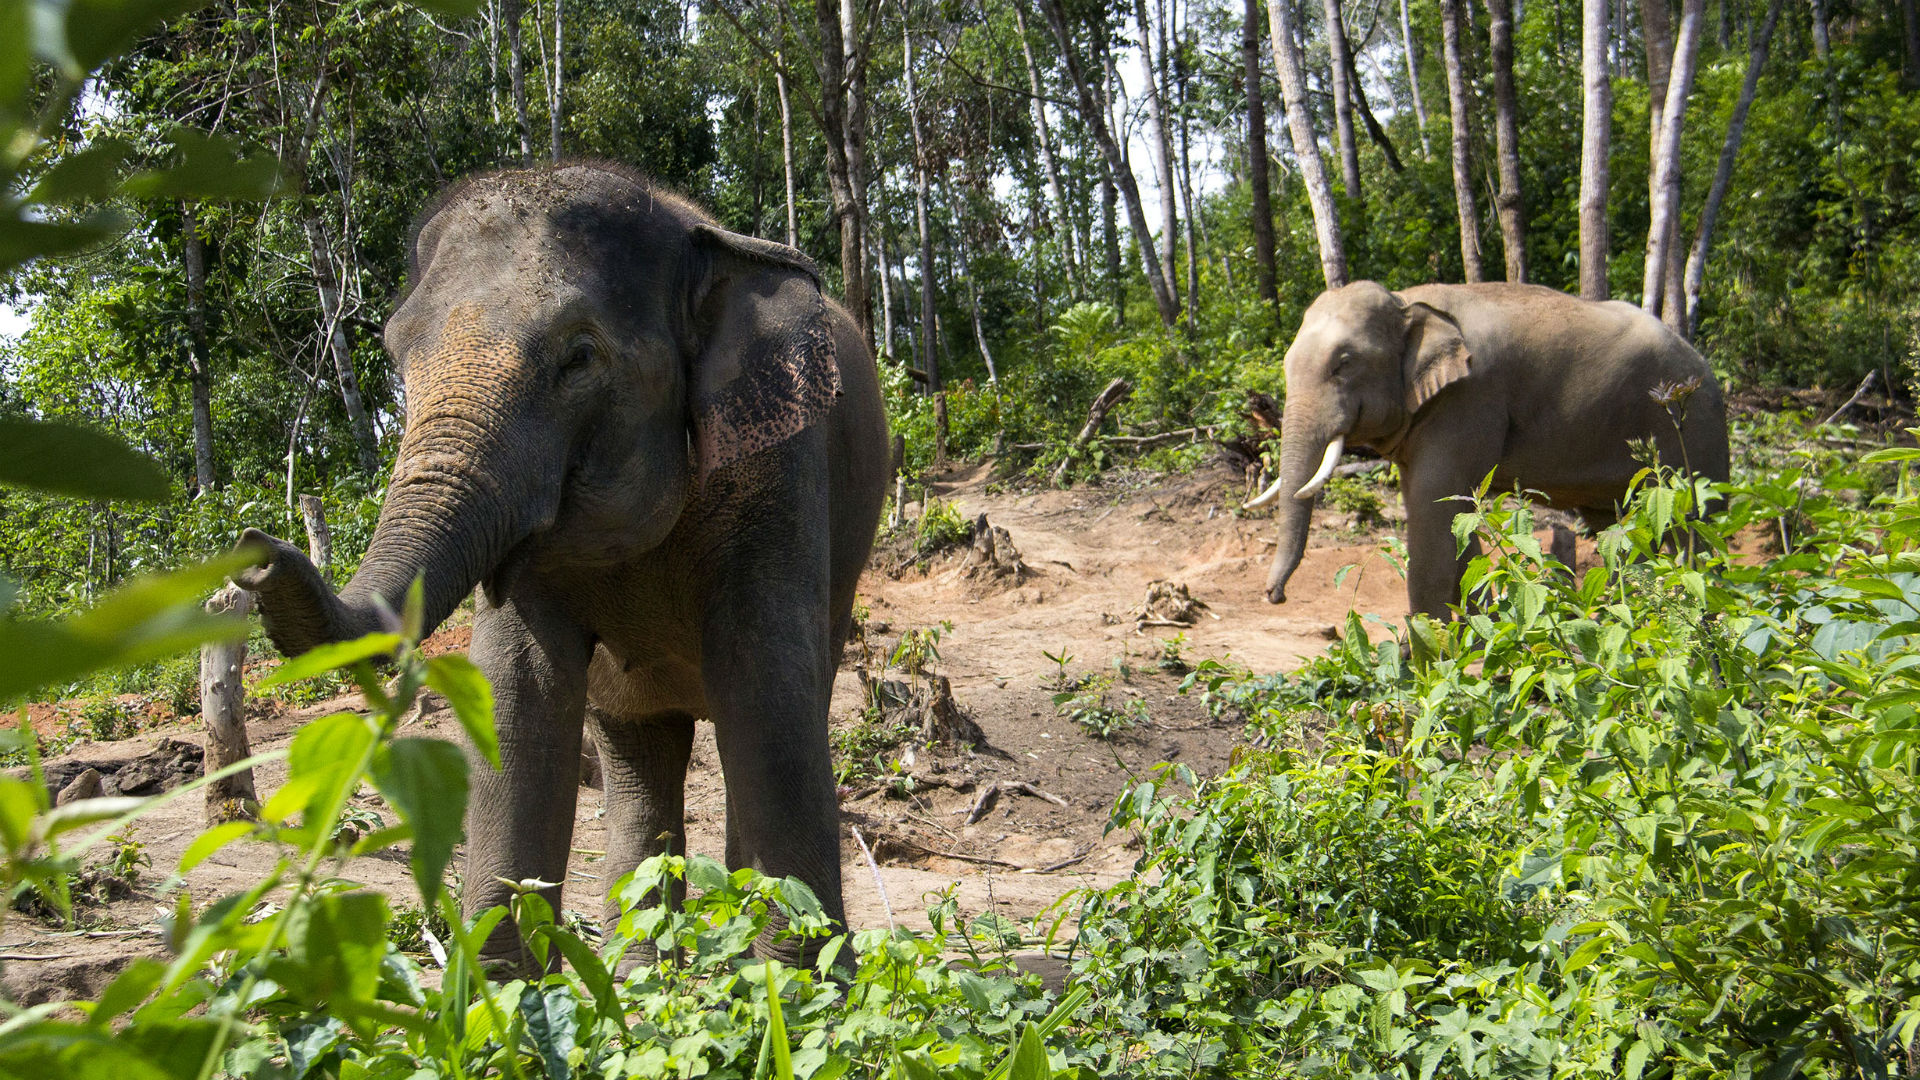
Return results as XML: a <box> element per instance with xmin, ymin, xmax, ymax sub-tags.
<box><xmin>590</xmin><ymin>706</ymin><xmax>694</xmax><ymax>964</ymax></box>
<box><xmin>464</xmin><ymin>590</ymin><xmax>592</xmax><ymax>973</ymax></box>
<box><xmin>702</xmin><ymin>597</ymin><xmax>843</xmax><ymax>964</ymax></box>
<box><xmin>1400</xmin><ymin>451</ymin><xmax>1497</xmax><ymax>618</ymax></box>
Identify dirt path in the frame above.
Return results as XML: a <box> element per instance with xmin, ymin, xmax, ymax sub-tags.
<box><xmin>2</xmin><ymin>461</ymin><xmax>1412</xmax><ymax>1003</ymax></box>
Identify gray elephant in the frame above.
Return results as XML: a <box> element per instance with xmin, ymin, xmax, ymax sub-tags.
<box><xmin>1249</xmin><ymin>281</ymin><xmax>1728</xmax><ymax>617</ymax></box>
<box><xmin>234</xmin><ymin>163</ymin><xmax>890</xmax><ymax>967</ymax></box>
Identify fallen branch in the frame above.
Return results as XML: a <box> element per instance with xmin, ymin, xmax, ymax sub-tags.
<box><xmin>1821</xmin><ymin>370</ymin><xmax>1878</xmax><ymax>427</ymax></box>
<box><xmin>1052</xmin><ymin>377</ymin><xmax>1133</xmax><ymax>486</ymax></box>
<box><xmin>851</xmin><ymin>826</ymin><xmax>897</xmax><ymax>929</ymax></box>
<box><xmin>963</xmin><ymin>780</ymin><xmax>1070</xmax><ymax>824</ymax></box>
<box><xmin>0</xmin><ymin>952</ymin><xmax>83</xmax><ymax>961</ymax></box>
<box><xmin>1038</xmin><ymin>845</ymin><xmax>1096</xmax><ymax>873</ymax></box>
<box><xmin>894</xmin><ymin>837</ymin><xmax>1022</xmax><ymax>868</ymax></box>
<box><xmin>1002</xmin><ymin>780</ymin><xmax>1069</xmax><ymax>808</ymax></box>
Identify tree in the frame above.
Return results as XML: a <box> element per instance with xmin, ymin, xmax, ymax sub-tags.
<box><xmin>180</xmin><ymin>202</ymin><xmax>216</xmax><ymax>494</ymax></box>
<box><xmin>1243</xmin><ymin>0</ymin><xmax>1280</xmax><ymax>317</ymax></box>
<box><xmin>1133</xmin><ymin>0</ymin><xmax>1182</xmax><ymax>314</ymax></box>
<box><xmin>1439</xmin><ymin>0</ymin><xmax>1484</xmax><ymax>281</ymax></box>
<box><xmin>1322</xmin><ymin>0</ymin><xmax>1364</xmax><ymax>200</ymax></box>
<box><xmin>1580</xmin><ymin>0</ymin><xmax>1611</xmax><ymax>299</ymax></box>
<box><xmin>1036</xmin><ymin>0</ymin><xmax>1182</xmax><ymax>327</ymax></box>
<box><xmin>1487</xmin><ymin>0</ymin><xmax>1527</xmax><ymax>282</ymax></box>
<box><xmin>1683</xmin><ymin>0</ymin><xmax>1782</xmax><ymax>337</ymax></box>
<box><xmin>1266</xmin><ymin>0</ymin><xmax>1347</xmax><ymax>289</ymax></box>
<box><xmin>1013</xmin><ymin>2</ymin><xmax>1083</xmax><ymax>297</ymax></box>
<box><xmin>1399</xmin><ymin>0</ymin><xmax>1433</xmax><ymax>158</ymax></box>
<box><xmin>1643</xmin><ymin>0</ymin><xmax>1706</xmax><ymax>327</ymax></box>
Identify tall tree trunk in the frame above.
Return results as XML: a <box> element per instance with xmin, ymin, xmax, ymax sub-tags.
<box><xmin>1323</xmin><ymin>0</ymin><xmax>1364</xmax><ymax>199</ymax></box>
<box><xmin>301</xmin><ymin>213</ymin><xmax>379</xmax><ymax>474</ymax></box>
<box><xmin>1580</xmin><ymin>0</ymin><xmax>1611</xmax><ymax>298</ymax></box>
<box><xmin>903</xmin><ymin>18</ymin><xmax>938</xmax><ymax>398</ymax></box>
<box><xmin>1684</xmin><ymin>0</ymin><xmax>1781</xmax><ymax>337</ymax></box>
<box><xmin>1102</xmin><ymin>168</ymin><xmax>1123</xmax><ymax>318</ymax></box>
<box><xmin>1175</xmin><ymin>8</ymin><xmax>1199</xmax><ymax>316</ymax></box>
<box><xmin>1243</xmin><ymin>0</ymin><xmax>1281</xmax><ymax>317</ymax></box>
<box><xmin>505</xmin><ymin>0</ymin><xmax>532</xmax><ymax>161</ymax></box>
<box><xmin>810</xmin><ymin>0</ymin><xmax>872</xmax><ymax>344</ymax></box>
<box><xmin>1439</xmin><ymin>0</ymin><xmax>1484</xmax><ymax>281</ymax></box>
<box><xmin>1400</xmin><ymin>0</ymin><xmax>1435</xmax><ymax>158</ymax></box>
<box><xmin>1134</xmin><ymin>0</ymin><xmax>1182</xmax><ymax>313</ymax></box>
<box><xmin>1902</xmin><ymin>0</ymin><xmax>1920</xmax><ymax>87</ymax></box>
<box><xmin>487</xmin><ymin>0</ymin><xmax>501</xmax><ymax>123</ymax></box>
<box><xmin>776</xmin><ymin>53</ymin><xmax>798</xmax><ymax>247</ymax></box>
<box><xmin>1488</xmin><ymin>0</ymin><xmax>1528</xmax><ymax>281</ymax></box>
<box><xmin>1013</xmin><ymin>3</ymin><xmax>1084</xmax><ymax>297</ymax></box>
<box><xmin>1809</xmin><ymin>0</ymin><xmax>1832</xmax><ymax>58</ymax></box>
<box><xmin>1643</xmin><ymin>0</ymin><xmax>1705</xmax><ymax>325</ymax></box>
<box><xmin>1038</xmin><ymin>0</ymin><xmax>1182</xmax><ymax>326</ymax></box>
<box><xmin>548</xmin><ymin>0</ymin><xmax>562</xmax><ymax>159</ymax></box>
<box><xmin>1266</xmin><ymin>0</ymin><xmax>1348</xmax><ymax>288</ymax></box>
<box><xmin>874</xmin><ymin>203</ymin><xmax>895</xmax><ymax>360</ymax></box>
<box><xmin>181</xmin><ymin>202</ymin><xmax>216</xmax><ymax>495</ymax></box>
<box><xmin>841</xmin><ymin>0</ymin><xmax>873</xmax><ymax>343</ymax></box>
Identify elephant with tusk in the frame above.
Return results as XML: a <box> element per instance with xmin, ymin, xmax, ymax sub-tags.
<box><xmin>1253</xmin><ymin>281</ymin><xmax>1728</xmax><ymax>617</ymax></box>
<box><xmin>233</xmin><ymin>163</ymin><xmax>889</xmax><ymax>971</ymax></box>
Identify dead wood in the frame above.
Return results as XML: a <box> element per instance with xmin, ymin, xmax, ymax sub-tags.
<box><xmin>1052</xmin><ymin>377</ymin><xmax>1134</xmax><ymax>485</ymax></box>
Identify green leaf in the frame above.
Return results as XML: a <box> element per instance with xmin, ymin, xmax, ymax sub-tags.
<box><xmin>276</xmin><ymin>892</ymin><xmax>391</xmax><ymax>1015</ymax></box>
<box><xmin>425</xmin><ymin>654</ymin><xmax>498</xmax><ymax>769</ymax></box>
<box><xmin>116</xmin><ymin>1016</ymin><xmax>226</xmax><ymax>1080</ymax></box>
<box><xmin>540</xmin><ymin>927</ymin><xmax>620</xmax><ymax>1026</ymax></box>
<box><xmin>60</xmin><ymin>0</ymin><xmax>207</xmax><ymax>74</ymax></box>
<box><xmin>256</xmin><ymin>633</ymin><xmax>403</xmax><ymax>689</ymax></box>
<box><xmin>0</xmin><ymin>551</ymin><xmax>256</xmax><ymax>703</ymax></box>
<box><xmin>27</xmin><ymin>138</ymin><xmax>133</xmax><ymax>203</ymax></box>
<box><xmin>177</xmin><ymin>821</ymin><xmax>254</xmax><ymax>873</ymax></box>
<box><xmin>520</xmin><ymin>982</ymin><xmax>578</xmax><ymax>1080</ymax></box>
<box><xmin>1005</xmin><ymin>1023</ymin><xmax>1051</xmax><ymax>1080</ymax></box>
<box><xmin>261</xmin><ymin>711</ymin><xmax>376</xmax><ymax>824</ymax></box>
<box><xmin>410</xmin><ymin>0</ymin><xmax>485</xmax><ymax>16</ymax></box>
<box><xmin>0</xmin><ymin>0</ymin><xmax>27</xmax><ymax>104</ymax></box>
<box><xmin>121</xmin><ymin>129</ymin><xmax>281</xmax><ymax>200</ymax></box>
<box><xmin>370</xmin><ymin>738</ymin><xmax>469</xmax><ymax>905</ymax></box>
<box><xmin>86</xmin><ymin>957</ymin><xmax>166</xmax><ymax>1027</ymax></box>
<box><xmin>0</xmin><ymin>418</ymin><xmax>169</xmax><ymax>500</ymax></box>
<box><xmin>0</xmin><ymin>213</ymin><xmax>127</xmax><ymax>274</ymax></box>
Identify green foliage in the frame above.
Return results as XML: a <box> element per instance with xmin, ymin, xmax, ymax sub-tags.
<box><xmin>1051</xmin><ymin>673</ymin><xmax>1147</xmax><ymax>740</ymax></box>
<box><xmin>913</xmin><ymin>500</ymin><xmax>973</xmax><ymax>559</ymax></box>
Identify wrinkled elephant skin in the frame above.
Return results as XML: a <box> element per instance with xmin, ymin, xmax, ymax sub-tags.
<box><xmin>232</xmin><ymin>163</ymin><xmax>890</xmax><ymax>970</ymax></box>
<box><xmin>1257</xmin><ymin>281</ymin><xmax>1728</xmax><ymax>617</ymax></box>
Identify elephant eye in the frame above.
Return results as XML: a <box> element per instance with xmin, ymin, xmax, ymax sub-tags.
<box><xmin>558</xmin><ymin>336</ymin><xmax>597</xmax><ymax>380</ymax></box>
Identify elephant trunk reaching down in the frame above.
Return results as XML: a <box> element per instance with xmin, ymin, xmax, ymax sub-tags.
<box><xmin>1259</xmin><ymin>418</ymin><xmax>1346</xmax><ymax>605</ymax></box>
<box><xmin>242</xmin><ymin>365</ymin><xmax>555</xmax><ymax>657</ymax></box>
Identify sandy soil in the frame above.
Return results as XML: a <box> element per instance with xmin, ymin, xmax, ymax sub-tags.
<box><xmin>0</xmin><ymin>459</ymin><xmax>1424</xmax><ymax>1004</ymax></box>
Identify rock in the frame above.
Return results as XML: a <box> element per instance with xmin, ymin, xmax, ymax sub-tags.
<box><xmin>54</xmin><ymin>768</ymin><xmax>102</xmax><ymax>806</ymax></box>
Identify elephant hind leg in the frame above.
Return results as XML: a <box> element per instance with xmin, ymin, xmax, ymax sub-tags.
<box><xmin>590</xmin><ymin>706</ymin><xmax>695</xmax><ymax>962</ymax></box>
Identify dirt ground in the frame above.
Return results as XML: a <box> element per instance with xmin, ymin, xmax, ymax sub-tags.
<box><xmin>0</xmin><ymin>459</ymin><xmax>1454</xmax><ymax>1004</ymax></box>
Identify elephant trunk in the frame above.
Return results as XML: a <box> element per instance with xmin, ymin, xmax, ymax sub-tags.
<box><xmin>254</xmin><ymin>369</ymin><xmax>557</xmax><ymax>656</ymax></box>
<box><xmin>1264</xmin><ymin>415</ymin><xmax>1345</xmax><ymax>605</ymax></box>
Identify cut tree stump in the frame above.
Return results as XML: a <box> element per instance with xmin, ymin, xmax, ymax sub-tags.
<box><xmin>298</xmin><ymin>494</ymin><xmax>333</xmax><ymax>582</ymax></box>
<box><xmin>962</xmin><ymin>514</ymin><xmax>1029</xmax><ymax>584</ymax></box>
<box><xmin>919</xmin><ymin>675</ymin><xmax>986</xmax><ymax>749</ymax></box>
<box><xmin>202</xmin><ymin>584</ymin><xmax>256</xmax><ymax>823</ymax></box>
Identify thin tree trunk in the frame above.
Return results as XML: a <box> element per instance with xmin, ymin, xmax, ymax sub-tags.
<box><xmin>1400</xmin><ymin>0</ymin><xmax>1434</xmax><ymax>158</ymax></box>
<box><xmin>1102</xmin><ymin>168</ymin><xmax>1123</xmax><ymax>317</ymax></box>
<box><xmin>1038</xmin><ymin>0</ymin><xmax>1182</xmax><ymax>326</ymax></box>
<box><xmin>1684</xmin><ymin>0</ymin><xmax>1780</xmax><ymax>338</ymax></box>
<box><xmin>299</xmin><ymin>493</ymin><xmax>334</xmax><ymax>579</ymax></box>
<box><xmin>1266</xmin><ymin>0</ymin><xmax>1348</xmax><ymax>288</ymax></box>
<box><xmin>181</xmin><ymin>202</ymin><xmax>216</xmax><ymax>495</ymax></box>
<box><xmin>948</xmin><ymin>189</ymin><xmax>999</xmax><ymax>384</ymax></box>
<box><xmin>776</xmin><ymin>52</ymin><xmax>798</xmax><ymax>247</ymax></box>
<box><xmin>811</xmin><ymin>0</ymin><xmax>871</xmax><ymax>344</ymax></box>
<box><xmin>1014</xmin><ymin>3</ymin><xmax>1084</xmax><ymax>297</ymax></box>
<box><xmin>874</xmin><ymin>213</ymin><xmax>895</xmax><ymax>360</ymax></box>
<box><xmin>1902</xmin><ymin>0</ymin><xmax>1920</xmax><ymax>88</ymax></box>
<box><xmin>301</xmin><ymin>213</ymin><xmax>379</xmax><ymax>473</ymax></box>
<box><xmin>1323</xmin><ymin>0</ymin><xmax>1364</xmax><ymax>199</ymax></box>
<box><xmin>1243</xmin><ymin>0</ymin><xmax>1280</xmax><ymax>317</ymax></box>
<box><xmin>1346</xmin><ymin>63</ymin><xmax>1407</xmax><ymax>172</ymax></box>
<box><xmin>904</xmin><ymin>18</ymin><xmax>938</xmax><ymax>398</ymax></box>
<box><xmin>505</xmin><ymin>0</ymin><xmax>532</xmax><ymax>161</ymax></box>
<box><xmin>841</xmin><ymin>0</ymin><xmax>873</xmax><ymax>344</ymax></box>
<box><xmin>1488</xmin><ymin>0</ymin><xmax>1528</xmax><ymax>281</ymax></box>
<box><xmin>1134</xmin><ymin>0</ymin><xmax>1181</xmax><ymax>312</ymax></box>
<box><xmin>1439</xmin><ymin>0</ymin><xmax>1484</xmax><ymax>281</ymax></box>
<box><xmin>1175</xmin><ymin>7</ymin><xmax>1199</xmax><ymax>316</ymax></box>
<box><xmin>1810</xmin><ymin>0</ymin><xmax>1832</xmax><ymax>58</ymax></box>
<box><xmin>548</xmin><ymin>0</ymin><xmax>562</xmax><ymax>159</ymax></box>
<box><xmin>487</xmin><ymin>0</ymin><xmax>501</xmax><ymax>123</ymax></box>
<box><xmin>1580</xmin><ymin>0</ymin><xmax>1611</xmax><ymax>298</ymax></box>
<box><xmin>1643</xmin><ymin>0</ymin><xmax>1705</xmax><ymax>325</ymax></box>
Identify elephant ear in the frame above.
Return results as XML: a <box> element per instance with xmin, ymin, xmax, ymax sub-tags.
<box><xmin>686</xmin><ymin>224</ymin><xmax>841</xmax><ymax>487</ymax></box>
<box><xmin>1401</xmin><ymin>301</ymin><xmax>1472</xmax><ymax>415</ymax></box>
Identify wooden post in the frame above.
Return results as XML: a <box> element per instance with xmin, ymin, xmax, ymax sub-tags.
<box><xmin>298</xmin><ymin>493</ymin><xmax>333</xmax><ymax>582</ymax></box>
<box><xmin>202</xmin><ymin>584</ymin><xmax>256</xmax><ymax>823</ymax></box>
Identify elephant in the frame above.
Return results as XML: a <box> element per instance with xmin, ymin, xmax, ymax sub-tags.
<box><xmin>233</xmin><ymin>162</ymin><xmax>890</xmax><ymax>968</ymax></box>
<box><xmin>1249</xmin><ymin>281</ymin><xmax>1728</xmax><ymax>618</ymax></box>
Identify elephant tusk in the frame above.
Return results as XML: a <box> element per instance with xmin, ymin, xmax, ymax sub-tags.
<box><xmin>1293</xmin><ymin>436</ymin><xmax>1345</xmax><ymax>501</ymax></box>
<box><xmin>1245</xmin><ymin>471</ymin><xmax>1291</xmax><ymax>509</ymax></box>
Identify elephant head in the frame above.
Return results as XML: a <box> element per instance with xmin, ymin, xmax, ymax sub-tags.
<box><xmin>1248</xmin><ymin>281</ymin><xmax>1470</xmax><ymax>604</ymax></box>
<box><xmin>236</xmin><ymin>163</ymin><xmax>840</xmax><ymax>656</ymax></box>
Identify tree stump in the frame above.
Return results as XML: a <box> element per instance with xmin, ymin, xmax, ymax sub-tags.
<box><xmin>299</xmin><ymin>493</ymin><xmax>333</xmax><ymax>582</ymax></box>
<box><xmin>918</xmin><ymin>675</ymin><xmax>985</xmax><ymax>749</ymax></box>
<box><xmin>962</xmin><ymin>513</ymin><xmax>1029</xmax><ymax>583</ymax></box>
<box><xmin>202</xmin><ymin>584</ymin><xmax>256</xmax><ymax>823</ymax></box>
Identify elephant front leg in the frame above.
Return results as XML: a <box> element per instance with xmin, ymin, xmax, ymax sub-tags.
<box><xmin>1401</xmin><ymin>458</ymin><xmax>1492</xmax><ymax>618</ymax></box>
<box><xmin>589</xmin><ymin>706</ymin><xmax>694</xmax><ymax>963</ymax></box>
<box><xmin>463</xmin><ymin>591</ymin><xmax>592</xmax><ymax>972</ymax></box>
